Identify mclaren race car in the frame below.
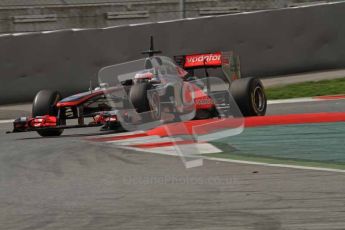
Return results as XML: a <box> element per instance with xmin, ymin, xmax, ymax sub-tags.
<box><xmin>9</xmin><ymin>41</ymin><xmax>267</xmax><ymax>137</ymax></box>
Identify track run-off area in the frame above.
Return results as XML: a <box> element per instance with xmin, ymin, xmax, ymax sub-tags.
<box><xmin>89</xmin><ymin>110</ymin><xmax>345</xmax><ymax>172</ymax></box>
<box><xmin>1</xmin><ymin>96</ymin><xmax>345</xmax><ymax>229</ymax></box>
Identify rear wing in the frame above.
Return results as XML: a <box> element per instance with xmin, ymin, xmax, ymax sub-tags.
<box><xmin>174</xmin><ymin>51</ymin><xmax>241</xmax><ymax>83</ymax></box>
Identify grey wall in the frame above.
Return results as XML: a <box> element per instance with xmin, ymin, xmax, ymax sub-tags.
<box><xmin>0</xmin><ymin>1</ymin><xmax>338</xmax><ymax>34</ymax></box>
<box><xmin>1</xmin><ymin>2</ymin><xmax>345</xmax><ymax>104</ymax></box>
<box><xmin>0</xmin><ymin>0</ymin><xmax>242</xmax><ymax>34</ymax></box>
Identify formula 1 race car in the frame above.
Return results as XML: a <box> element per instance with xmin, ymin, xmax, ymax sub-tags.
<box><xmin>10</xmin><ymin>39</ymin><xmax>267</xmax><ymax>137</ymax></box>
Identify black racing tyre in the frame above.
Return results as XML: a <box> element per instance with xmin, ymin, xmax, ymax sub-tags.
<box><xmin>230</xmin><ymin>77</ymin><xmax>267</xmax><ymax>117</ymax></box>
<box><xmin>129</xmin><ymin>82</ymin><xmax>161</xmax><ymax>120</ymax></box>
<box><xmin>194</xmin><ymin>109</ymin><xmax>213</xmax><ymax>120</ymax></box>
<box><xmin>129</xmin><ymin>82</ymin><xmax>151</xmax><ymax>113</ymax></box>
<box><xmin>150</xmin><ymin>91</ymin><xmax>161</xmax><ymax>120</ymax></box>
<box><xmin>32</xmin><ymin>90</ymin><xmax>64</xmax><ymax>137</ymax></box>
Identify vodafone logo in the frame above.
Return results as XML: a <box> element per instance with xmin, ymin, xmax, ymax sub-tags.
<box><xmin>184</xmin><ymin>52</ymin><xmax>222</xmax><ymax>68</ymax></box>
<box><xmin>186</xmin><ymin>54</ymin><xmax>220</xmax><ymax>63</ymax></box>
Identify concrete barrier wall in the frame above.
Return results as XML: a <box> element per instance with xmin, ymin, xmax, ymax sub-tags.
<box><xmin>1</xmin><ymin>2</ymin><xmax>345</xmax><ymax>104</ymax></box>
<box><xmin>0</xmin><ymin>1</ymin><xmax>307</xmax><ymax>34</ymax></box>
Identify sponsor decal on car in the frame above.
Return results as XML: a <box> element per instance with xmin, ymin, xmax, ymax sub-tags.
<box><xmin>184</xmin><ymin>52</ymin><xmax>222</xmax><ymax>68</ymax></box>
<box><xmin>195</xmin><ymin>97</ymin><xmax>214</xmax><ymax>105</ymax></box>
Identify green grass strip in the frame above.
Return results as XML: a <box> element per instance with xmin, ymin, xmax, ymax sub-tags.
<box><xmin>266</xmin><ymin>78</ymin><xmax>345</xmax><ymax>99</ymax></box>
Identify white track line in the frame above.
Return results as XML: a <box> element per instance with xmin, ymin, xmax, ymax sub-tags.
<box><xmin>120</xmin><ymin>143</ymin><xmax>222</xmax><ymax>156</ymax></box>
<box><xmin>95</xmin><ymin>132</ymin><xmax>345</xmax><ymax>173</ymax></box>
<box><xmin>119</xmin><ymin>143</ymin><xmax>345</xmax><ymax>173</ymax></box>
<box><xmin>139</xmin><ymin>143</ymin><xmax>222</xmax><ymax>155</ymax></box>
<box><xmin>0</xmin><ymin>119</ymin><xmax>14</xmax><ymax>124</ymax></box>
<box><xmin>101</xmin><ymin>134</ymin><xmax>222</xmax><ymax>155</ymax></box>
<box><xmin>267</xmin><ymin>97</ymin><xmax>322</xmax><ymax>104</ymax></box>
<box><xmin>204</xmin><ymin>157</ymin><xmax>345</xmax><ymax>173</ymax></box>
<box><xmin>268</xmin><ymin>96</ymin><xmax>345</xmax><ymax>105</ymax></box>
<box><xmin>107</xmin><ymin>136</ymin><xmax>173</xmax><ymax>145</ymax></box>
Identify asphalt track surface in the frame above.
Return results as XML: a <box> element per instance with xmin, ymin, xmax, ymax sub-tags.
<box><xmin>1</xmin><ymin>101</ymin><xmax>345</xmax><ymax>230</ymax></box>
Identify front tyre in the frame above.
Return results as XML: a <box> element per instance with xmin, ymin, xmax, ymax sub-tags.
<box><xmin>32</xmin><ymin>90</ymin><xmax>64</xmax><ymax>137</ymax></box>
<box><xmin>129</xmin><ymin>82</ymin><xmax>151</xmax><ymax>113</ymax></box>
<box><xmin>129</xmin><ymin>82</ymin><xmax>161</xmax><ymax>121</ymax></box>
<box><xmin>230</xmin><ymin>77</ymin><xmax>267</xmax><ymax>117</ymax></box>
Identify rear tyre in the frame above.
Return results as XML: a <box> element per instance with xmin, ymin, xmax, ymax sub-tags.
<box><xmin>230</xmin><ymin>77</ymin><xmax>267</xmax><ymax>117</ymax></box>
<box><xmin>150</xmin><ymin>91</ymin><xmax>161</xmax><ymax>120</ymax></box>
<box><xmin>32</xmin><ymin>90</ymin><xmax>64</xmax><ymax>137</ymax></box>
